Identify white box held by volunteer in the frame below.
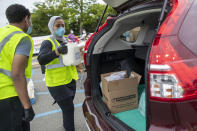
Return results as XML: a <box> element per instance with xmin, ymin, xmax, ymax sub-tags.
<box><xmin>62</xmin><ymin>44</ymin><xmax>81</xmax><ymax>66</ymax></box>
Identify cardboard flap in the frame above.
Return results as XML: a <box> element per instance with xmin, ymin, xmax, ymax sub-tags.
<box><xmin>130</xmin><ymin>72</ymin><xmax>142</xmax><ymax>84</ymax></box>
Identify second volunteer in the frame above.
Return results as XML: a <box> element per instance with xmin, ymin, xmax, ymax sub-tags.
<box><xmin>37</xmin><ymin>16</ymin><xmax>78</xmax><ymax>131</ymax></box>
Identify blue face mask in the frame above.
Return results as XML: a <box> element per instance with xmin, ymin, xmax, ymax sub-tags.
<box><xmin>56</xmin><ymin>27</ymin><xmax>65</xmax><ymax>37</ymax></box>
<box><xmin>26</xmin><ymin>25</ymin><xmax>32</xmax><ymax>34</ymax></box>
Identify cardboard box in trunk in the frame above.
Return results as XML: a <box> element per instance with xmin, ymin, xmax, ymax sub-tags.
<box><xmin>101</xmin><ymin>71</ymin><xmax>141</xmax><ymax>113</ymax></box>
<box><xmin>129</xmin><ymin>27</ymin><xmax>140</xmax><ymax>42</ymax></box>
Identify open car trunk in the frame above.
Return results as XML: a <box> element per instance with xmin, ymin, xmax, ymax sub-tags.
<box><xmin>87</xmin><ymin>2</ymin><xmax>171</xmax><ymax>131</ymax></box>
<box><xmin>102</xmin><ymin>0</ymin><xmax>161</xmax><ymax>13</ymax></box>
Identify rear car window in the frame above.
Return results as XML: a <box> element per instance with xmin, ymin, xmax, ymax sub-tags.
<box><xmin>179</xmin><ymin>1</ymin><xmax>197</xmax><ymax>56</ymax></box>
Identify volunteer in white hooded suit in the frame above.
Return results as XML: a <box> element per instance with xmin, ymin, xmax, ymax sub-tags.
<box><xmin>37</xmin><ymin>16</ymin><xmax>78</xmax><ymax>131</ymax></box>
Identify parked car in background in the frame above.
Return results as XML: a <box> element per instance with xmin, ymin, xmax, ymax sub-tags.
<box><xmin>82</xmin><ymin>0</ymin><xmax>197</xmax><ymax>130</ymax></box>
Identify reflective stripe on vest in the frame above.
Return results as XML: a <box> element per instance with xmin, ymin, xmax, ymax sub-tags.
<box><xmin>0</xmin><ymin>31</ymin><xmax>23</xmax><ymax>78</ymax></box>
<box><xmin>0</xmin><ymin>68</ymin><xmax>11</xmax><ymax>77</ymax></box>
<box><xmin>46</xmin><ymin>36</ymin><xmax>65</xmax><ymax>69</ymax></box>
<box><xmin>0</xmin><ymin>68</ymin><xmax>30</xmax><ymax>82</ymax></box>
<box><xmin>0</xmin><ymin>31</ymin><xmax>23</xmax><ymax>52</ymax></box>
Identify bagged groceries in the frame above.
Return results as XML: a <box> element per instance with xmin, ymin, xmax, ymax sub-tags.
<box><xmin>62</xmin><ymin>44</ymin><xmax>81</xmax><ymax>66</ymax></box>
<box><xmin>104</xmin><ymin>71</ymin><xmax>127</xmax><ymax>81</ymax></box>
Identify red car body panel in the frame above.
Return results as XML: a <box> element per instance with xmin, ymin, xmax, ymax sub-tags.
<box><xmin>149</xmin><ymin>101</ymin><xmax>197</xmax><ymax>130</ymax></box>
<box><xmin>83</xmin><ymin>0</ymin><xmax>197</xmax><ymax>130</ymax></box>
<box><xmin>149</xmin><ymin>0</ymin><xmax>197</xmax><ymax>130</ymax></box>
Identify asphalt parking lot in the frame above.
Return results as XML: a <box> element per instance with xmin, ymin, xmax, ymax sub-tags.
<box><xmin>30</xmin><ymin>62</ymin><xmax>88</xmax><ymax>131</ymax></box>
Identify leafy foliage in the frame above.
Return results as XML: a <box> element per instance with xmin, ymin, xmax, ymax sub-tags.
<box><xmin>31</xmin><ymin>0</ymin><xmax>116</xmax><ymax>36</ymax></box>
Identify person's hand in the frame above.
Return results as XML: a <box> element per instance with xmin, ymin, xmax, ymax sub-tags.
<box><xmin>23</xmin><ymin>106</ymin><xmax>35</xmax><ymax>122</ymax></box>
<box><xmin>57</xmin><ymin>45</ymin><xmax>68</xmax><ymax>54</ymax></box>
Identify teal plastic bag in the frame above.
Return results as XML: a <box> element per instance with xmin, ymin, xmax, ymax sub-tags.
<box><xmin>138</xmin><ymin>89</ymin><xmax>146</xmax><ymax>117</ymax></box>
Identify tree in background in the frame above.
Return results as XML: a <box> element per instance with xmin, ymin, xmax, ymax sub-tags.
<box><xmin>67</xmin><ymin>0</ymin><xmax>96</xmax><ymax>35</ymax></box>
<box><xmin>31</xmin><ymin>0</ymin><xmax>116</xmax><ymax>37</ymax></box>
<box><xmin>31</xmin><ymin>0</ymin><xmax>69</xmax><ymax>36</ymax></box>
<box><xmin>83</xmin><ymin>3</ymin><xmax>115</xmax><ymax>34</ymax></box>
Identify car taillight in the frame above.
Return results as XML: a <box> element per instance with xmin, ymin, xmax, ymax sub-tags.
<box><xmin>149</xmin><ymin>0</ymin><xmax>197</xmax><ymax>102</ymax></box>
<box><xmin>149</xmin><ymin>72</ymin><xmax>183</xmax><ymax>99</ymax></box>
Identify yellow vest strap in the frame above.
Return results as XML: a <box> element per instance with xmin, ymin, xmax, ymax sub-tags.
<box><xmin>45</xmin><ymin>36</ymin><xmax>65</xmax><ymax>69</ymax></box>
<box><xmin>50</xmin><ymin>36</ymin><xmax>58</xmax><ymax>48</ymax></box>
<box><xmin>0</xmin><ymin>31</ymin><xmax>23</xmax><ymax>52</ymax></box>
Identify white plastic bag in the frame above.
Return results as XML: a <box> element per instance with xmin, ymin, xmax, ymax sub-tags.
<box><xmin>105</xmin><ymin>71</ymin><xmax>126</xmax><ymax>81</ymax></box>
<box><xmin>62</xmin><ymin>44</ymin><xmax>81</xmax><ymax>66</ymax></box>
<box><xmin>27</xmin><ymin>79</ymin><xmax>36</xmax><ymax>104</ymax></box>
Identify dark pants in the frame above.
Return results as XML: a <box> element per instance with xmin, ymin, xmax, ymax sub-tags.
<box><xmin>57</xmin><ymin>97</ymin><xmax>75</xmax><ymax>131</ymax></box>
<box><xmin>0</xmin><ymin>96</ymin><xmax>30</xmax><ymax>131</ymax></box>
<box><xmin>48</xmin><ymin>80</ymin><xmax>76</xmax><ymax>131</ymax></box>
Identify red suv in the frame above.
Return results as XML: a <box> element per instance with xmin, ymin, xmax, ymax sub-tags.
<box><xmin>82</xmin><ymin>0</ymin><xmax>197</xmax><ymax>130</ymax></box>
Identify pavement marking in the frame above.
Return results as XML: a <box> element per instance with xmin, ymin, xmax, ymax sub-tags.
<box><xmin>36</xmin><ymin>89</ymin><xmax>84</xmax><ymax>95</ymax></box>
<box><xmin>34</xmin><ymin>109</ymin><xmax>61</xmax><ymax>119</ymax></box>
<box><xmin>76</xmin><ymin>89</ymin><xmax>85</xmax><ymax>93</ymax></box>
<box><xmin>31</xmin><ymin>69</ymin><xmax>35</xmax><ymax>77</ymax></box>
<box><xmin>34</xmin><ymin>103</ymin><xmax>83</xmax><ymax>119</ymax></box>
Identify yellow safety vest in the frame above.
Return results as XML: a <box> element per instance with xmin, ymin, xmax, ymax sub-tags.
<box><xmin>0</xmin><ymin>25</ymin><xmax>34</xmax><ymax>100</ymax></box>
<box><xmin>45</xmin><ymin>36</ymin><xmax>78</xmax><ymax>87</ymax></box>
